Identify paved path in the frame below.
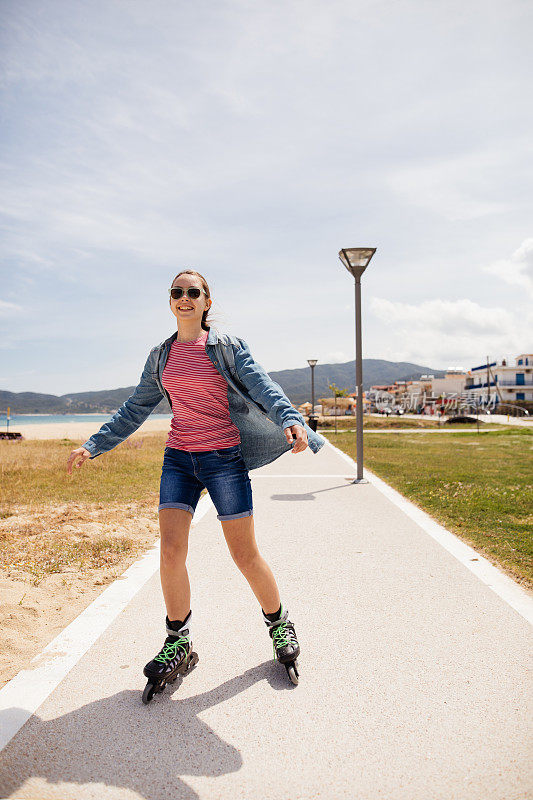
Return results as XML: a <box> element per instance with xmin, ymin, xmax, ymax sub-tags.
<box><xmin>476</xmin><ymin>413</ymin><xmax>532</xmax><ymax>427</ymax></box>
<box><xmin>0</xmin><ymin>441</ymin><xmax>531</xmax><ymax>800</ymax></box>
<box><xmin>368</xmin><ymin>413</ymin><xmax>532</xmax><ymax>427</ymax></box>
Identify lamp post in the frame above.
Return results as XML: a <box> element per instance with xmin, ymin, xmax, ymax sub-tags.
<box><xmin>307</xmin><ymin>359</ymin><xmax>318</xmax><ymax>432</ymax></box>
<box><xmin>338</xmin><ymin>247</ymin><xmax>376</xmax><ymax>484</ymax></box>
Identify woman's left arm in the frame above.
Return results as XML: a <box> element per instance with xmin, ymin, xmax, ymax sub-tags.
<box><xmin>233</xmin><ymin>337</ymin><xmax>308</xmax><ymax>452</ymax></box>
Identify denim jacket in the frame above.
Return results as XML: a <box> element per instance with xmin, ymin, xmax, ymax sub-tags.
<box><xmin>81</xmin><ymin>326</ymin><xmax>326</xmax><ymax>471</ymax></box>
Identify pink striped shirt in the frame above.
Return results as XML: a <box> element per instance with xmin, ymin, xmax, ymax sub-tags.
<box><xmin>162</xmin><ymin>328</ymin><xmax>241</xmax><ymax>451</ymax></box>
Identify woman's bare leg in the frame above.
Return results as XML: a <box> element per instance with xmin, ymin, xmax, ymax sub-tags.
<box><xmin>158</xmin><ymin>508</ymin><xmax>192</xmax><ymax>622</ymax></box>
<box><xmin>220</xmin><ymin>514</ymin><xmax>281</xmax><ymax>614</ymax></box>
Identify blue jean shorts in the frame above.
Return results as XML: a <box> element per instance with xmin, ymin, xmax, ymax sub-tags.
<box><xmin>159</xmin><ymin>444</ymin><xmax>253</xmax><ymax>521</ymax></box>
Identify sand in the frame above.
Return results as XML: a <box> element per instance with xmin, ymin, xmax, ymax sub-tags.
<box><xmin>0</xmin><ymin>500</ymin><xmax>162</xmax><ymax>690</ymax></box>
<box><xmin>12</xmin><ymin>417</ymin><xmax>172</xmax><ymax>442</ymax></box>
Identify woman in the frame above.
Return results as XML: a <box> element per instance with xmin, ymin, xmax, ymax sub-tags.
<box><xmin>67</xmin><ymin>270</ymin><xmax>326</xmax><ymax>689</ymax></box>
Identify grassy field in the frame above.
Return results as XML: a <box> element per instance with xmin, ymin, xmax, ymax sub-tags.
<box><xmin>323</xmin><ymin>426</ymin><xmax>533</xmax><ymax>590</ymax></box>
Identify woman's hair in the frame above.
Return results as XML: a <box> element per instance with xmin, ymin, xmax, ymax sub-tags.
<box><xmin>171</xmin><ymin>269</ymin><xmax>216</xmax><ymax>332</ymax></box>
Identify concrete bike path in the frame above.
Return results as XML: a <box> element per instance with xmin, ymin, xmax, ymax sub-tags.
<box><xmin>0</xmin><ymin>441</ymin><xmax>531</xmax><ymax>800</ymax></box>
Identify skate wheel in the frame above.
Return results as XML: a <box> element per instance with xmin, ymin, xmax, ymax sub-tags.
<box><xmin>142</xmin><ymin>681</ymin><xmax>156</xmax><ymax>704</ymax></box>
<box><xmin>180</xmin><ymin>651</ymin><xmax>199</xmax><ymax>675</ymax></box>
<box><xmin>286</xmin><ymin>663</ymin><xmax>299</xmax><ymax>685</ymax></box>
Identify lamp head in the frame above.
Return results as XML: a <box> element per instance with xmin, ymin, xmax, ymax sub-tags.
<box><xmin>339</xmin><ymin>247</ymin><xmax>376</xmax><ymax>278</ymax></box>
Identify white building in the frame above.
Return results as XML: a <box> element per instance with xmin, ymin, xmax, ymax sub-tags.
<box><xmin>494</xmin><ymin>353</ymin><xmax>533</xmax><ymax>403</ymax></box>
<box><xmin>464</xmin><ymin>353</ymin><xmax>533</xmax><ymax>405</ymax></box>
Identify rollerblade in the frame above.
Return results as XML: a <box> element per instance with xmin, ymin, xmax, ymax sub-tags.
<box><xmin>142</xmin><ymin>610</ymin><xmax>198</xmax><ymax>704</ymax></box>
<box><xmin>263</xmin><ymin>605</ymin><xmax>300</xmax><ymax>685</ymax></box>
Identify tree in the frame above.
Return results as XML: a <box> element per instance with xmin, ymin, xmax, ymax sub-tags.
<box><xmin>328</xmin><ymin>382</ymin><xmax>350</xmax><ymax>435</ymax></box>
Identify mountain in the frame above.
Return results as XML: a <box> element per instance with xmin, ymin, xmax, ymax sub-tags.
<box><xmin>1</xmin><ymin>358</ymin><xmax>446</xmax><ymax>414</ymax></box>
<box><xmin>271</xmin><ymin>359</ymin><xmax>446</xmax><ymax>406</ymax></box>
<box><xmin>0</xmin><ymin>388</ymin><xmax>170</xmax><ymax>415</ymax></box>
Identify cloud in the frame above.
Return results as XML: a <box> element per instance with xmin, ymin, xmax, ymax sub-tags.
<box><xmin>1</xmin><ymin>0</ymin><xmax>532</xmax><ymax>392</ymax></box>
<box><xmin>482</xmin><ymin>238</ymin><xmax>533</xmax><ymax>298</ymax></box>
<box><xmin>369</xmin><ymin>295</ymin><xmax>531</xmax><ymax>365</ymax></box>
<box><xmin>321</xmin><ymin>350</ymin><xmax>352</xmax><ymax>364</ymax></box>
<box><xmin>0</xmin><ymin>299</ymin><xmax>24</xmax><ymax>316</ymax></box>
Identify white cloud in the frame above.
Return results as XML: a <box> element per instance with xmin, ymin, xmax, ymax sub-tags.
<box><xmin>369</xmin><ymin>296</ymin><xmax>531</xmax><ymax>365</ymax></box>
<box><xmin>0</xmin><ymin>299</ymin><xmax>24</xmax><ymax>316</ymax></box>
<box><xmin>321</xmin><ymin>350</ymin><xmax>351</xmax><ymax>364</ymax></box>
<box><xmin>482</xmin><ymin>238</ymin><xmax>533</xmax><ymax>298</ymax></box>
<box><xmin>1</xmin><ymin>0</ymin><xmax>532</xmax><ymax>392</ymax></box>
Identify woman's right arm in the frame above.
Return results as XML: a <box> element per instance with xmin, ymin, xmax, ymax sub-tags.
<box><xmin>66</xmin><ymin>346</ymin><xmax>164</xmax><ymax>473</ymax></box>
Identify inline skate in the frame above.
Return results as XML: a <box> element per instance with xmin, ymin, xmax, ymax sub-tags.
<box><xmin>263</xmin><ymin>605</ymin><xmax>300</xmax><ymax>685</ymax></box>
<box><xmin>142</xmin><ymin>610</ymin><xmax>198</xmax><ymax>704</ymax></box>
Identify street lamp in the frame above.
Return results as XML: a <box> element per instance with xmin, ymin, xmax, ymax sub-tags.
<box><xmin>338</xmin><ymin>247</ymin><xmax>377</xmax><ymax>484</ymax></box>
<box><xmin>307</xmin><ymin>359</ymin><xmax>318</xmax><ymax>432</ymax></box>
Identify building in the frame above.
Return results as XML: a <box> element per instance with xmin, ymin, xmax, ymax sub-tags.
<box><xmin>432</xmin><ymin>369</ymin><xmax>468</xmax><ymax>396</ymax></box>
<box><xmin>494</xmin><ymin>354</ymin><xmax>533</xmax><ymax>403</ymax></box>
<box><xmin>366</xmin><ymin>354</ymin><xmax>532</xmax><ymax>413</ymax></box>
<box><xmin>397</xmin><ymin>376</ymin><xmax>435</xmax><ymax>412</ymax></box>
<box><xmin>464</xmin><ymin>353</ymin><xmax>533</xmax><ymax>407</ymax></box>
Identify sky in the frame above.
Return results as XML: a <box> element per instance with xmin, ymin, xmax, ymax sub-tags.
<box><xmin>1</xmin><ymin>0</ymin><xmax>532</xmax><ymax>395</ymax></box>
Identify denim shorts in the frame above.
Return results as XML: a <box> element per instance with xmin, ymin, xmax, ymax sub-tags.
<box><xmin>158</xmin><ymin>444</ymin><xmax>253</xmax><ymax>521</ymax></box>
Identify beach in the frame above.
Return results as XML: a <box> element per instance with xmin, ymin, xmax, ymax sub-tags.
<box><xmin>12</xmin><ymin>418</ymin><xmax>172</xmax><ymax>442</ymax></box>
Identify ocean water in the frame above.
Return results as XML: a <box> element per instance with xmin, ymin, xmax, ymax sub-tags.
<box><xmin>0</xmin><ymin>414</ymin><xmax>172</xmax><ymax>426</ymax></box>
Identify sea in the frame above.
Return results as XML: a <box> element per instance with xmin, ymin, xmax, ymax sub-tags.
<box><xmin>0</xmin><ymin>414</ymin><xmax>172</xmax><ymax>426</ymax></box>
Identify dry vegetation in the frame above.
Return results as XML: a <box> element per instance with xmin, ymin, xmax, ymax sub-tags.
<box><xmin>0</xmin><ymin>432</ymin><xmax>201</xmax><ymax>687</ymax></box>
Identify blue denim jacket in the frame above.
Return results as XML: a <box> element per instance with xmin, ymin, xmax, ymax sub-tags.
<box><xmin>81</xmin><ymin>326</ymin><xmax>326</xmax><ymax>471</ymax></box>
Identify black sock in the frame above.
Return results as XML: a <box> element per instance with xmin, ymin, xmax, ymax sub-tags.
<box><xmin>263</xmin><ymin>603</ymin><xmax>282</xmax><ymax>622</ymax></box>
<box><xmin>166</xmin><ymin>613</ymin><xmax>188</xmax><ymax>633</ymax></box>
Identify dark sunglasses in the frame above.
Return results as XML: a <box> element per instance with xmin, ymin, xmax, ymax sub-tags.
<box><xmin>168</xmin><ymin>286</ymin><xmax>208</xmax><ymax>300</ymax></box>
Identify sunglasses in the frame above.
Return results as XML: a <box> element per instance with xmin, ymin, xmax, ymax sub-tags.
<box><xmin>168</xmin><ymin>286</ymin><xmax>208</xmax><ymax>300</ymax></box>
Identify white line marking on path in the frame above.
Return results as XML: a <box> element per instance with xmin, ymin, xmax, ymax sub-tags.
<box><xmin>0</xmin><ymin>493</ymin><xmax>215</xmax><ymax>753</ymax></box>
<box><xmin>324</xmin><ymin>438</ymin><xmax>533</xmax><ymax>626</ymax></box>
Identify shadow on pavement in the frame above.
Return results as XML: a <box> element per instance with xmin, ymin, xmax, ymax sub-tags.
<box><xmin>0</xmin><ymin>659</ymin><xmax>293</xmax><ymax>800</ymax></box>
<box><xmin>271</xmin><ymin>480</ymin><xmax>358</xmax><ymax>502</ymax></box>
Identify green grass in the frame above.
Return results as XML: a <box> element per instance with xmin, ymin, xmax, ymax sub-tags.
<box><xmin>323</xmin><ymin>427</ymin><xmax>533</xmax><ymax>590</ymax></box>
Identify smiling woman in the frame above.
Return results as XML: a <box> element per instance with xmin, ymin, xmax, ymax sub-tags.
<box><xmin>67</xmin><ymin>268</ymin><xmax>326</xmax><ymax>697</ymax></box>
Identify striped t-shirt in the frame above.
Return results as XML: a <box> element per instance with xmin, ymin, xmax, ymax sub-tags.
<box><xmin>162</xmin><ymin>328</ymin><xmax>241</xmax><ymax>451</ymax></box>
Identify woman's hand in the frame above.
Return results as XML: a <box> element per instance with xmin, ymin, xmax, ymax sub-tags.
<box><xmin>284</xmin><ymin>424</ymin><xmax>308</xmax><ymax>453</ymax></box>
<box><xmin>67</xmin><ymin>447</ymin><xmax>92</xmax><ymax>475</ymax></box>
